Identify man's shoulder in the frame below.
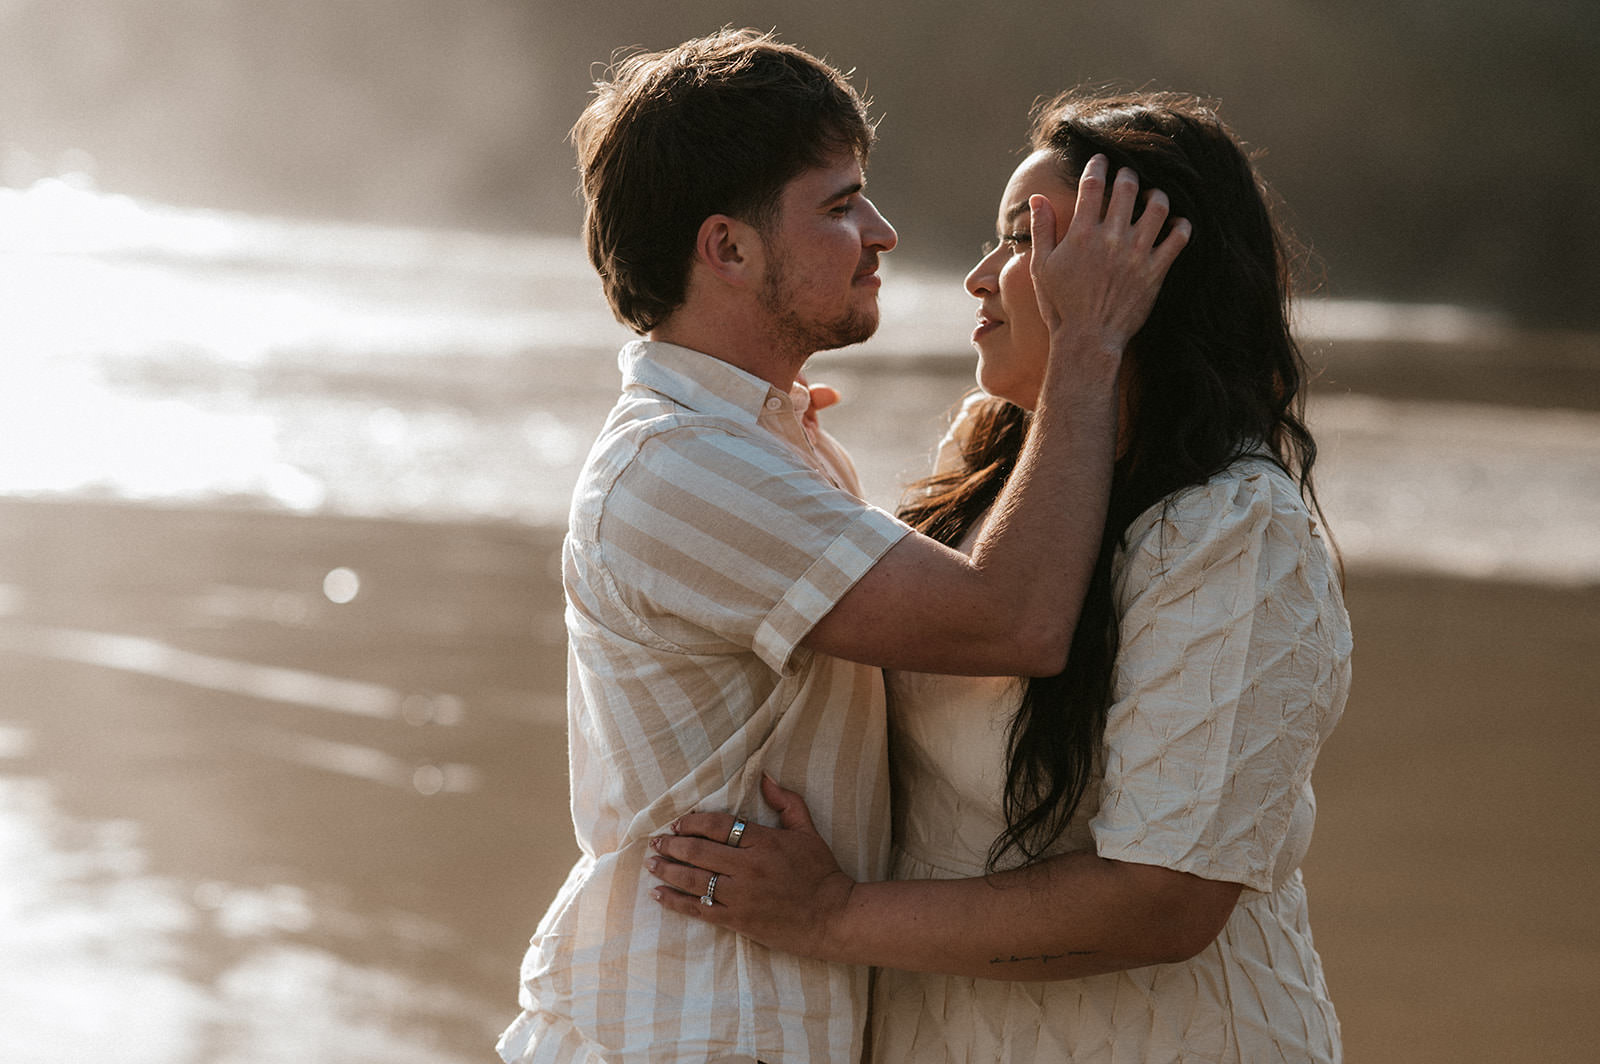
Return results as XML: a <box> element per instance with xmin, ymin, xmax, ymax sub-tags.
<box><xmin>573</xmin><ymin>398</ymin><xmax>838</xmax><ymax>536</ymax></box>
<box><xmin>586</xmin><ymin>396</ymin><xmax>794</xmax><ymax>484</ymax></box>
<box><xmin>600</xmin><ymin>392</ymin><xmax>754</xmax><ymax>441</ymax></box>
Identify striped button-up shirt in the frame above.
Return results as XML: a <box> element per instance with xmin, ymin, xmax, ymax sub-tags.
<box><xmin>498</xmin><ymin>340</ymin><xmax>911</xmax><ymax>1064</ymax></box>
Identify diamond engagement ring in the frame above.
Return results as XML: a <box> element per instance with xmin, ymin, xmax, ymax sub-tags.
<box><xmin>725</xmin><ymin>818</ymin><xmax>747</xmax><ymax>848</ymax></box>
<box><xmin>700</xmin><ymin>872</ymin><xmax>720</xmax><ymax>907</ymax></box>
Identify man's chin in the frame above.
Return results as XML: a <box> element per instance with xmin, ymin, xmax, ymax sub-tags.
<box><xmin>816</xmin><ymin>311</ymin><xmax>879</xmax><ymax>353</ymax></box>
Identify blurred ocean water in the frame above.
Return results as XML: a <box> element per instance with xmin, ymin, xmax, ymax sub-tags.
<box><xmin>4</xmin><ymin>179</ymin><xmax>1597</xmax><ymax>586</ymax></box>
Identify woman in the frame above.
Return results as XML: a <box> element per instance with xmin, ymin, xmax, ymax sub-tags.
<box><xmin>649</xmin><ymin>90</ymin><xmax>1351</xmax><ymax>1062</ymax></box>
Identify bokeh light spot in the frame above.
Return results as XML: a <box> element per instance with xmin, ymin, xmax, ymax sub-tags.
<box><xmin>322</xmin><ymin>567</ymin><xmax>360</xmax><ymax>604</ymax></box>
<box><xmin>412</xmin><ymin>765</ymin><xmax>446</xmax><ymax>796</ymax></box>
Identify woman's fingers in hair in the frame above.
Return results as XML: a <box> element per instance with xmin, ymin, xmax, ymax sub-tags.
<box><xmin>1152</xmin><ymin>209</ymin><xmax>1192</xmax><ymax>267</ymax></box>
<box><xmin>1028</xmin><ymin>194</ymin><xmax>1058</xmax><ymax>270</ymax></box>
<box><xmin>1135</xmin><ymin>187</ymin><xmax>1190</xmax><ymax>259</ymax></box>
<box><xmin>1072</xmin><ymin>154</ymin><xmax>1110</xmax><ymax>224</ymax></box>
<box><xmin>1088</xmin><ymin>166</ymin><xmax>1188</xmax><ymax>256</ymax></box>
<box><xmin>1101</xmin><ymin>165</ymin><xmax>1143</xmax><ymax>228</ymax></box>
<box><xmin>1135</xmin><ymin>188</ymin><xmax>1170</xmax><ymax>233</ymax></box>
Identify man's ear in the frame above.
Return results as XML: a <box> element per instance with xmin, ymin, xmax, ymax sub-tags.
<box><xmin>693</xmin><ymin>214</ymin><xmax>764</xmax><ymax>287</ymax></box>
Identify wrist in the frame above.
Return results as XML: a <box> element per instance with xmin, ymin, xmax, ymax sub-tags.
<box><xmin>815</xmin><ymin>872</ymin><xmax>861</xmax><ymax>964</ymax></box>
<box><xmin>1039</xmin><ymin>336</ymin><xmax>1123</xmax><ymax>399</ymax></box>
<box><xmin>1048</xmin><ymin>327</ymin><xmax>1126</xmax><ymax>361</ymax></box>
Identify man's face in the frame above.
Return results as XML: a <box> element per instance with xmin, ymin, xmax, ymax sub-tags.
<box><xmin>756</xmin><ymin>151</ymin><xmax>898</xmax><ymax>354</ymax></box>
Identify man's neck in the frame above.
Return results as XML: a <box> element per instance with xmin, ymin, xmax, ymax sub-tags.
<box><xmin>650</xmin><ymin>320</ymin><xmax>809</xmax><ymax>393</ymax></box>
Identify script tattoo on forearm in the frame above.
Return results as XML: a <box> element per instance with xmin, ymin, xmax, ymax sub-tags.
<box><xmin>988</xmin><ymin>950</ymin><xmax>1097</xmax><ymax>966</ymax></box>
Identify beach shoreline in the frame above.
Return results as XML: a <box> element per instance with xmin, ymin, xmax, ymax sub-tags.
<box><xmin>0</xmin><ymin>496</ymin><xmax>1596</xmax><ymax>1062</ymax></box>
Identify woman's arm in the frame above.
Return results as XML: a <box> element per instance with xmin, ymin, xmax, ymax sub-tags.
<box><xmin>647</xmin><ymin>775</ymin><xmax>1241</xmax><ymax>981</ymax></box>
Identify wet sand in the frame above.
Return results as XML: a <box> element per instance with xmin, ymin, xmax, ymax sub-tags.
<box><xmin>0</xmin><ymin>497</ymin><xmax>1595</xmax><ymax>1062</ymax></box>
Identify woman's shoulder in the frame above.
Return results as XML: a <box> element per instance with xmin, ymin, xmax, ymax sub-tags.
<box><xmin>1112</xmin><ymin>454</ymin><xmax>1346</xmax><ymax>628</ymax></box>
<box><xmin>1116</xmin><ymin>455</ymin><xmax>1326</xmax><ymax>585</ymax></box>
<box><xmin>927</xmin><ymin>391</ymin><xmax>993</xmax><ymax>475</ymax></box>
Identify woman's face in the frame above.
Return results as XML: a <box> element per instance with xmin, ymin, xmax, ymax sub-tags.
<box><xmin>963</xmin><ymin>150</ymin><xmax>1077</xmax><ymax>411</ymax></box>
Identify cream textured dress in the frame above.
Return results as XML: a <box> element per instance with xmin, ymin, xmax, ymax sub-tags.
<box><xmin>870</xmin><ymin>434</ymin><xmax>1352</xmax><ymax>1063</ymax></box>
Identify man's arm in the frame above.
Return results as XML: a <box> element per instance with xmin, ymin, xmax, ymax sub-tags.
<box><xmin>802</xmin><ymin>160</ymin><xmax>1187</xmax><ymax>676</ymax></box>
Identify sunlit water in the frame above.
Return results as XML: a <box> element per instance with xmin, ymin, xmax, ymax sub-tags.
<box><xmin>0</xmin><ymin>777</ymin><xmax>503</xmax><ymax>1064</ymax></box>
<box><xmin>4</xmin><ymin>177</ymin><xmax>1597</xmax><ymax>585</ymax></box>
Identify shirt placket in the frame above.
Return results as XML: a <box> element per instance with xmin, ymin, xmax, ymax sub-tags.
<box><xmin>758</xmin><ymin>389</ymin><xmax>843</xmax><ymax>491</ymax></box>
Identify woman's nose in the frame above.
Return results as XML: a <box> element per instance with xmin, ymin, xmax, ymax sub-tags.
<box><xmin>964</xmin><ymin>246</ymin><xmax>1001</xmax><ymax>297</ymax></box>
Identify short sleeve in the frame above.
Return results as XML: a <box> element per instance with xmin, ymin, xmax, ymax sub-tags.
<box><xmin>587</xmin><ymin>421</ymin><xmax>910</xmax><ymax>675</ymax></box>
<box><xmin>1089</xmin><ymin>462</ymin><xmax>1350</xmax><ymax>892</ymax></box>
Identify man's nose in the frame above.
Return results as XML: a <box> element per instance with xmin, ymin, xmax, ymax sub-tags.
<box><xmin>861</xmin><ymin>197</ymin><xmax>897</xmax><ymax>252</ymax></box>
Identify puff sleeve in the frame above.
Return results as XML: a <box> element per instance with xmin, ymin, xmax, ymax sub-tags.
<box><xmin>1089</xmin><ymin>460</ymin><xmax>1351</xmax><ymax>892</ymax></box>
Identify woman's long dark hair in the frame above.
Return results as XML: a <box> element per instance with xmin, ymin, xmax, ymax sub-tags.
<box><xmin>898</xmin><ymin>90</ymin><xmax>1332</xmax><ymax>870</ymax></box>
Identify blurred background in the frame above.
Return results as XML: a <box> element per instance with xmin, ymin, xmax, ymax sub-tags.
<box><xmin>1</xmin><ymin>1</ymin><xmax>1596</xmax><ymax>1061</ymax></box>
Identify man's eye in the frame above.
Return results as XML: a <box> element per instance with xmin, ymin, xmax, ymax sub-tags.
<box><xmin>1002</xmin><ymin>232</ymin><xmax>1031</xmax><ymax>250</ymax></box>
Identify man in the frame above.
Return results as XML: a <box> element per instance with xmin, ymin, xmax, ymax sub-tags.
<box><xmin>498</xmin><ymin>29</ymin><xmax>1183</xmax><ymax>1064</ymax></box>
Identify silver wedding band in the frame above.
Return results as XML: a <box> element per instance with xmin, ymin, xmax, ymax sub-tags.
<box><xmin>726</xmin><ymin>818</ymin><xmax>747</xmax><ymax>848</ymax></box>
<box><xmin>700</xmin><ymin>872</ymin><xmax>720</xmax><ymax>907</ymax></box>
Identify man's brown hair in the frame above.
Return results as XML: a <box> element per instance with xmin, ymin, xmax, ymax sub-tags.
<box><xmin>571</xmin><ymin>28</ymin><xmax>875</xmax><ymax>333</ymax></box>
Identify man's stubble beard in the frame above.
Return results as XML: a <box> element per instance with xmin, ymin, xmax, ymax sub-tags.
<box><xmin>757</xmin><ymin>249</ymin><xmax>878</xmax><ymax>357</ymax></box>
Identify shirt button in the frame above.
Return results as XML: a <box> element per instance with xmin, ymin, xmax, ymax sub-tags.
<box><xmin>764</xmin><ymin>397</ymin><xmax>783</xmax><ymax>411</ymax></box>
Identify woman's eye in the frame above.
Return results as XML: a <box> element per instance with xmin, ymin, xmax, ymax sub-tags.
<box><xmin>1002</xmin><ymin>232</ymin><xmax>1031</xmax><ymax>251</ymax></box>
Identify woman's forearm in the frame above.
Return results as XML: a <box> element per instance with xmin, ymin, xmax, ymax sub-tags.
<box><xmin>650</xmin><ymin>781</ymin><xmax>1242</xmax><ymax>981</ymax></box>
<box><xmin>821</xmin><ymin>851</ymin><xmax>1240</xmax><ymax>981</ymax></box>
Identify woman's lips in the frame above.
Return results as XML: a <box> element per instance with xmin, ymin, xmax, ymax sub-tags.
<box><xmin>972</xmin><ymin>315</ymin><xmax>1003</xmax><ymax>342</ymax></box>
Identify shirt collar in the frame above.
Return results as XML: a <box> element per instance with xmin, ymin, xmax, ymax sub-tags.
<box><xmin>619</xmin><ymin>340</ymin><xmax>811</xmax><ymax>423</ymax></box>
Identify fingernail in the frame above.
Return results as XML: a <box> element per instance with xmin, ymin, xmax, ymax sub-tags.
<box><xmin>650</xmin><ymin>836</ymin><xmax>664</xmax><ymax>851</ymax></box>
